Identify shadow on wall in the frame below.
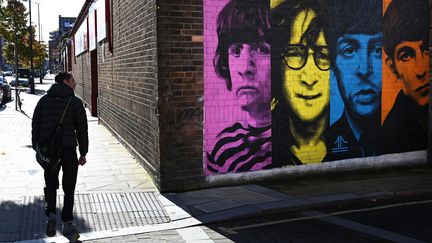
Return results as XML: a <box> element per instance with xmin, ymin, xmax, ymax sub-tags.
<box><xmin>0</xmin><ymin>198</ymin><xmax>90</xmax><ymax>242</ymax></box>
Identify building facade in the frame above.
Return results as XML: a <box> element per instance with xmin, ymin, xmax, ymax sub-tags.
<box><xmin>67</xmin><ymin>0</ymin><xmax>431</xmax><ymax>192</ymax></box>
<box><xmin>48</xmin><ymin>16</ymin><xmax>77</xmax><ymax>72</ymax></box>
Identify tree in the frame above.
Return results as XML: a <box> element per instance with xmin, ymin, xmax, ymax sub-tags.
<box><xmin>31</xmin><ymin>38</ymin><xmax>47</xmax><ymax>70</ymax></box>
<box><xmin>0</xmin><ymin>0</ymin><xmax>5</xmax><ymax>23</ymax></box>
<box><xmin>2</xmin><ymin>28</ymin><xmax>47</xmax><ymax>69</ymax></box>
<box><xmin>50</xmin><ymin>30</ymin><xmax>61</xmax><ymax>41</ymax></box>
<box><xmin>0</xmin><ymin>0</ymin><xmax>28</xmax><ymax>65</ymax></box>
<box><xmin>0</xmin><ymin>0</ymin><xmax>47</xmax><ymax>69</ymax></box>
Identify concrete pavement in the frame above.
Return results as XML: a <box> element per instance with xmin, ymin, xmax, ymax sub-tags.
<box><xmin>0</xmin><ymin>79</ymin><xmax>159</xmax><ymax>242</ymax></box>
<box><xmin>0</xmin><ymin>79</ymin><xmax>431</xmax><ymax>243</ymax></box>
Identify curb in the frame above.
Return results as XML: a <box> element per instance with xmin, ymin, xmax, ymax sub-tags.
<box><xmin>192</xmin><ymin>188</ymin><xmax>432</xmax><ymax>224</ymax></box>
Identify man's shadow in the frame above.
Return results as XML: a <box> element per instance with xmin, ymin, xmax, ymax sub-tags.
<box><xmin>0</xmin><ymin>198</ymin><xmax>89</xmax><ymax>242</ymax></box>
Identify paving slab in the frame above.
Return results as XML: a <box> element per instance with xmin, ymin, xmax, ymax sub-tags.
<box><xmin>228</xmin><ymin>189</ymin><xmax>279</xmax><ymax>205</ymax></box>
<box><xmin>0</xmin><ymin>83</ymin><xmax>163</xmax><ymax>242</ymax></box>
<box><xmin>194</xmin><ymin>199</ymin><xmax>243</xmax><ymax>214</ymax></box>
<box><xmin>177</xmin><ymin>227</ymin><xmax>212</xmax><ymax>241</ymax></box>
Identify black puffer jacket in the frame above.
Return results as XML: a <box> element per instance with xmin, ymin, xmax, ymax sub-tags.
<box><xmin>32</xmin><ymin>83</ymin><xmax>88</xmax><ymax>156</ymax></box>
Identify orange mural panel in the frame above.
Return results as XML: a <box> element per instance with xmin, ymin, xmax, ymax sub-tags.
<box><xmin>382</xmin><ymin>0</ymin><xmax>401</xmax><ymax>123</ymax></box>
<box><xmin>382</xmin><ymin>48</ymin><xmax>401</xmax><ymax>123</ymax></box>
<box><xmin>383</xmin><ymin>0</ymin><xmax>391</xmax><ymax>12</ymax></box>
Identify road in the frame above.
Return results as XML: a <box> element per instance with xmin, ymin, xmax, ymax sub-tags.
<box><xmin>2</xmin><ymin>75</ymin><xmax>55</xmax><ymax>115</ymax></box>
<box><xmin>206</xmin><ymin>200</ymin><xmax>432</xmax><ymax>242</ymax></box>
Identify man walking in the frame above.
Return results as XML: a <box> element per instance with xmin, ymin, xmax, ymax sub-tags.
<box><xmin>32</xmin><ymin>72</ymin><xmax>88</xmax><ymax>240</ymax></box>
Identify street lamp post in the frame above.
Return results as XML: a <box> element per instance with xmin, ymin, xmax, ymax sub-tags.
<box><xmin>22</xmin><ymin>0</ymin><xmax>35</xmax><ymax>94</ymax></box>
<box><xmin>34</xmin><ymin>2</ymin><xmax>43</xmax><ymax>84</ymax></box>
<box><xmin>36</xmin><ymin>2</ymin><xmax>40</xmax><ymax>42</ymax></box>
<box><xmin>28</xmin><ymin>0</ymin><xmax>34</xmax><ymax>94</ymax></box>
<box><xmin>14</xmin><ymin>40</ymin><xmax>19</xmax><ymax>110</ymax></box>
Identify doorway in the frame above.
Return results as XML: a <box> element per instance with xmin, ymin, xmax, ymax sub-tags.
<box><xmin>90</xmin><ymin>49</ymin><xmax>98</xmax><ymax>117</ymax></box>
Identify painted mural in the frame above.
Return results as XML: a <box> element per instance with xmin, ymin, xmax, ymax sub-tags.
<box><xmin>380</xmin><ymin>0</ymin><xmax>429</xmax><ymax>154</ymax></box>
<box><xmin>204</xmin><ymin>0</ymin><xmax>429</xmax><ymax>175</ymax></box>
<box><xmin>326</xmin><ymin>0</ymin><xmax>383</xmax><ymax>161</ymax></box>
<box><xmin>204</xmin><ymin>0</ymin><xmax>272</xmax><ymax>174</ymax></box>
<box><xmin>271</xmin><ymin>0</ymin><xmax>331</xmax><ymax>166</ymax></box>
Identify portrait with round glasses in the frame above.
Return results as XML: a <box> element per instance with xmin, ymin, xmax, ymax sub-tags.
<box><xmin>271</xmin><ymin>0</ymin><xmax>331</xmax><ymax>166</ymax></box>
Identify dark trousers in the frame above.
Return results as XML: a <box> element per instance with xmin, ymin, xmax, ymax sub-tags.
<box><xmin>44</xmin><ymin>147</ymin><xmax>79</xmax><ymax>222</ymax></box>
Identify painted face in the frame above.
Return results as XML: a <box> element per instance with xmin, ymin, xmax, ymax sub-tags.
<box><xmin>335</xmin><ymin>33</ymin><xmax>382</xmax><ymax>118</ymax></box>
<box><xmin>282</xmin><ymin>9</ymin><xmax>330</xmax><ymax>122</ymax></box>
<box><xmin>228</xmin><ymin>41</ymin><xmax>271</xmax><ymax>116</ymax></box>
<box><xmin>393</xmin><ymin>40</ymin><xmax>429</xmax><ymax>107</ymax></box>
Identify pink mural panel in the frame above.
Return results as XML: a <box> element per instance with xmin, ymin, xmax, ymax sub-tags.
<box><xmin>204</xmin><ymin>0</ymin><xmax>272</xmax><ymax>175</ymax></box>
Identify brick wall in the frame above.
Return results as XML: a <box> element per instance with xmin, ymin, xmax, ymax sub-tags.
<box><xmin>68</xmin><ymin>0</ymin><xmax>429</xmax><ymax>192</ymax></box>
<box><xmin>72</xmin><ymin>53</ymin><xmax>91</xmax><ymax>109</ymax></box>
<box><xmin>72</xmin><ymin>0</ymin><xmax>160</xmax><ymax>188</ymax></box>
<box><xmin>157</xmin><ymin>0</ymin><xmax>205</xmax><ymax>191</ymax></box>
<box><xmin>98</xmin><ymin>0</ymin><xmax>160</xmax><ymax>186</ymax></box>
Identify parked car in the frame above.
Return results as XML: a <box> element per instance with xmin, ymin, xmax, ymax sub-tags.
<box><xmin>17</xmin><ymin>68</ymin><xmax>30</xmax><ymax>79</ymax></box>
<box><xmin>9</xmin><ymin>76</ymin><xmax>30</xmax><ymax>87</ymax></box>
<box><xmin>2</xmin><ymin>71</ymin><xmax>13</xmax><ymax>77</ymax></box>
<box><xmin>10</xmin><ymin>68</ymin><xmax>30</xmax><ymax>87</ymax></box>
<box><xmin>0</xmin><ymin>76</ymin><xmax>12</xmax><ymax>105</ymax></box>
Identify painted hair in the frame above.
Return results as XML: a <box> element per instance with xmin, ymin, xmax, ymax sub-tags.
<box><xmin>213</xmin><ymin>0</ymin><xmax>270</xmax><ymax>91</ymax></box>
<box><xmin>383</xmin><ymin>0</ymin><xmax>428</xmax><ymax>59</ymax></box>
<box><xmin>326</xmin><ymin>0</ymin><xmax>382</xmax><ymax>63</ymax></box>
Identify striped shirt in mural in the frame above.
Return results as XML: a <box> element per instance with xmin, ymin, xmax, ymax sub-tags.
<box><xmin>206</xmin><ymin>122</ymin><xmax>271</xmax><ymax>174</ymax></box>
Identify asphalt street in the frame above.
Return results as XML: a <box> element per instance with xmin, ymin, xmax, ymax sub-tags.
<box><xmin>205</xmin><ymin>200</ymin><xmax>432</xmax><ymax>243</ymax></box>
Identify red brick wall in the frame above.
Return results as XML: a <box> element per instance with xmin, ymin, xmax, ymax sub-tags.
<box><xmin>72</xmin><ymin>0</ymin><xmax>160</xmax><ymax>189</ymax></box>
<box><xmin>98</xmin><ymin>0</ymin><xmax>160</xmax><ymax>186</ymax></box>
<box><xmin>72</xmin><ymin>53</ymin><xmax>91</xmax><ymax>110</ymax></box>
<box><xmin>72</xmin><ymin>0</ymin><xmax>207</xmax><ymax>192</ymax></box>
<box><xmin>157</xmin><ymin>0</ymin><xmax>205</xmax><ymax>191</ymax></box>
